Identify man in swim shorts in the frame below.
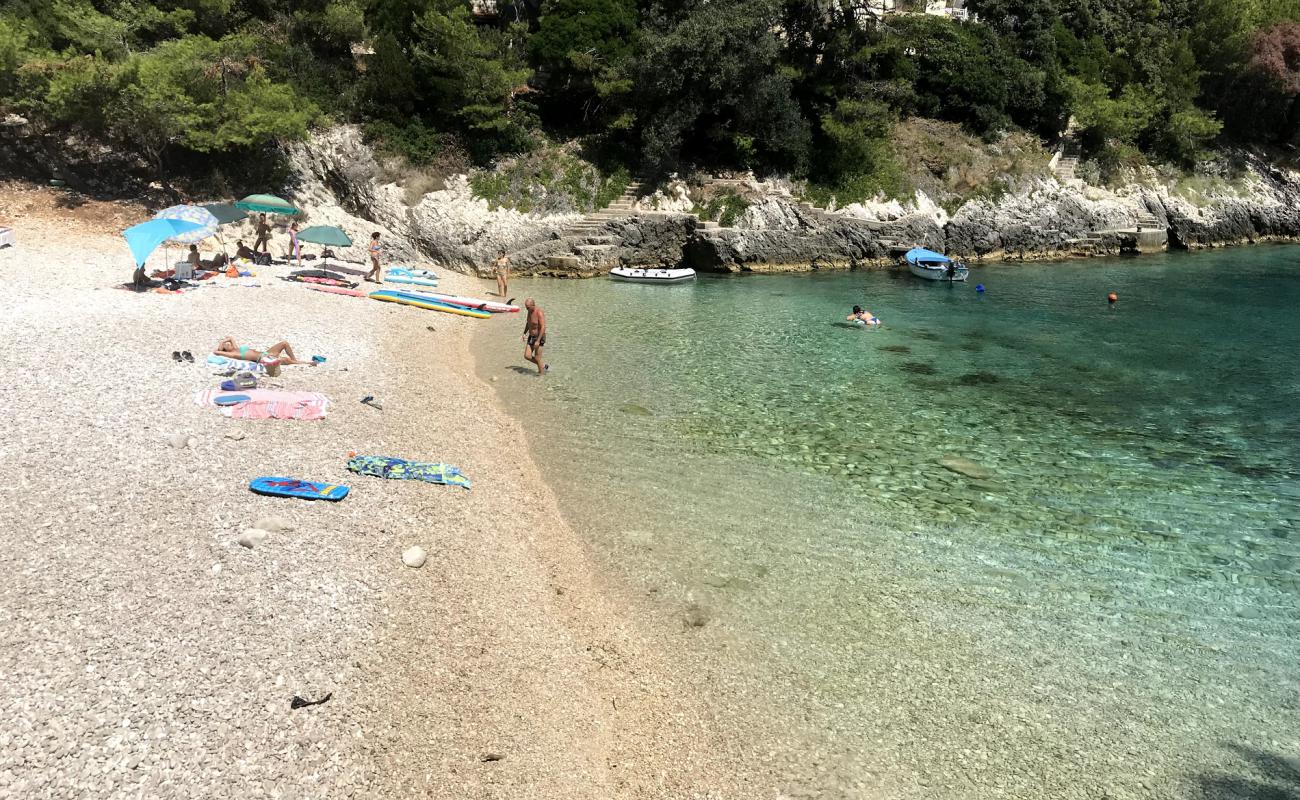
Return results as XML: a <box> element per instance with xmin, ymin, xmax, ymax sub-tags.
<box><xmin>522</xmin><ymin>298</ymin><xmax>547</xmax><ymax>375</ymax></box>
<box><xmin>847</xmin><ymin>305</ymin><xmax>881</xmax><ymax>326</ymax></box>
<box><xmin>253</xmin><ymin>214</ymin><xmax>271</xmax><ymax>255</ymax></box>
<box><xmin>214</xmin><ymin>338</ymin><xmax>313</xmax><ymax>365</ymax></box>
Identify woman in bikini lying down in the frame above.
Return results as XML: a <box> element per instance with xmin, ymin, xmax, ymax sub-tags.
<box><xmin>214</xmin><ymin>338</ymin><xmax>313</xmax><ymax>365</ymax></box>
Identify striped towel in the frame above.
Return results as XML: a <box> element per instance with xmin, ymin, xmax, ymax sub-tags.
<box><xmin>207</xmin><ymin>355</ymin><xmax>267</xmax><ymax>375</ymax></box>
<box><xmin>194</xmin><ymin>389</ymin><xmax>329</xmax><ymax>420</ymax></box>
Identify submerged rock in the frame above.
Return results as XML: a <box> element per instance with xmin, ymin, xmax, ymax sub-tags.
<box><xmin>938</xmin><ymin>457</ymin><xmax>994</xmax><ymax>480</ymax></box>
<box><xmin>956</xmin><ymin>371</ymin><xmax>1000</xmax><ymax>386</ymax></box>
<box><xmin>684</xmin><ymin>603</ymin><xmax>711</xmax><ymax>629</ymax></box>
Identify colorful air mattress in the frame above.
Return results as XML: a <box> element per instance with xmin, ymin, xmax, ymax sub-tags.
<box><xmin>384</xmin><ymin>268</ymin><xmax>439</xmax><ymax>288</ymax></box>
<box><xmin>369</xmin><ymin>290</ymin><xmax>491</xmax><ymax>318</ymax></box>
<box><xmin>286</xmin><ymin>274</ymin><xmax>359</xmax><ymax>288</ymax></box>
<box><xmin>250</xmin><ymin>477</ymin><xmax>349</xmax><ymax>501</ymax></box>
<box><xmin>307</xmin><ymin>285</ymin><xmax>365</xmax><ymax>297</ymax></box>
<box><xmin>347</xmin><ymin>455</ymin><xmax>472</xmax><ymax>490</ymax></box>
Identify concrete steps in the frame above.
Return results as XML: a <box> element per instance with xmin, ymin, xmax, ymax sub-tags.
<box><xmin>573</xmin><ymin>243</ymin><xmax>616</xmax><ymax>259</ymax></box>
<box><xmin>546</xmin><ymin>182</ymin><xmax>647</xmax><ymax>270</ymax></box>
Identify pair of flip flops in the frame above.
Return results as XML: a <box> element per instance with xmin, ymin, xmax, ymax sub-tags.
<box><xmin>172</xmin><ymin>350</ymin><xmax>194</xmax><ymax>363</ymax></box>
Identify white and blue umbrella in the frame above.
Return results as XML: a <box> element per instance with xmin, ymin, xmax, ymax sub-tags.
<box><xmin>153</xmin><ymin>204</ymin><xmax>219</xmax><ymax>243</ymax></box>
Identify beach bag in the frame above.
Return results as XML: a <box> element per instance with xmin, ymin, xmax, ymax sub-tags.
<box><xmin>255</xmin><ymin>253</ymin><xmax>272</xmax><ymax>266</ymax></box>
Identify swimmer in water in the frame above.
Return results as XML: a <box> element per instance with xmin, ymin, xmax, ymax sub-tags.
<box><xmin>847</xmin><ymin>305</ymin><xmax>881</xmax><ymax>327</ymax></box>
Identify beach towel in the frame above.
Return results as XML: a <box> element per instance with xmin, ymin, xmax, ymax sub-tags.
<box><xmin>194</xmin><ymin>389</ymin><xmax>329</xmax><ymax>420</ymax></box>
<box><xmin>346</xmin><ymin>455</ymin><xmax>472</xmax><ymax>490</ymax></box>
<box><xmin>207</xmin><ymin>355</ymin><xmax>267</xmax><ymax>375</ymax></box>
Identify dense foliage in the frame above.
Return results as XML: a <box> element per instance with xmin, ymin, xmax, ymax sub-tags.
<box><xmin>2</xmin><ymin>0</ymin><xmax>1299</xmax><ymax>191</ymax></box>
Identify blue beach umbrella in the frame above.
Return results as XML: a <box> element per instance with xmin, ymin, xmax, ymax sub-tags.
<box><xmin>154</xmin><ymin>204</ymin><xmax>219</xmax><ymax>244</ymax></box>
<box><xmin>122</xmin><ymin>219</ymin><xmax>205</xmax><ymax>267</ymax></box>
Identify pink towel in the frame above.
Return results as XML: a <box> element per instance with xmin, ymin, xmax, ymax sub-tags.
<box><xmin>194</xmin><ymin>389</ymin><xmax>330</xmax><ymax>420</ymax></box>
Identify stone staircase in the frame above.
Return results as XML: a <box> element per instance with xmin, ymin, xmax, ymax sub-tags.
<box><xmin>546</xmin><ymin>182</ymin><xmax>644</xmax><ymax>271</ymax></box>
<box><xmin>1052</xmin><ymin>117</ymin><xmax>1085</xmax><ymax>188</ymax></box>
<box><xmin>1054</xmin><ymin>155</ymin><xmax>1080</xmax><ymax>183</ymax></box>
<box><xmin>1134</xmin><ymin>211</ymin><xmax>1162</xmax><ymax>231</ymax></box>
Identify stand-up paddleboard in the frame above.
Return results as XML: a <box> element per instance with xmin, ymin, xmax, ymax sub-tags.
<box><xmin>395</xmin><ymin>290</ymin><xmax>519</xmax><ymax>313</ymax></box>
<box><xmin>250</xmin><ymin>477</ymin><xmax>350</xmax><ymax>501</ymax></box>
<box><xmin>369</xmin><ymin>290</ymin><xmax>491</xmax><ymax>318</ymax></box>
<box><xmin>306</xmin><ymin>285</ymin><xmax>366</xmax><ymax>297</ymax></box>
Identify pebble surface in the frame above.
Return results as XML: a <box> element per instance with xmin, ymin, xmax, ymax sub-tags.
<box><xmin>0</xmin><ymin>189</ymin><xmax>758</xmax><ymax>799</ymax></box>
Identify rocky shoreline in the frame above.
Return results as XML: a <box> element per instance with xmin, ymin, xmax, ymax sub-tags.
<box><xmin>285</xmin><ymin>129</ymin><xmax>1300</xmax><ymax>276</ymax></box>
<box><xmin>8</xmin><ymin>123</ymin><xmax>1300</xmax><ymax>276</ymax></box>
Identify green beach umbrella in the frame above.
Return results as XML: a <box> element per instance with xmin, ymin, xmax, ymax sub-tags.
<box><xmin>202</xmin><ymin>203</ymin><xmax>248</xmax><ymax>225</ymax></box>
<box><xmin>234</xmin><ymin>194</ymin><xmax>300</xmax><ymax>215</ymax></box>
<box><xmin>296</xmin><ymin>225</ymin><xmax>353</xmax><ymax>248</ymax></box>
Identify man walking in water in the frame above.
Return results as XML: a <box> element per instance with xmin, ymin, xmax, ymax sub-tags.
<box><xmin>522</xmin><ymin>298</ymin><xmax>547</xmax><ymax>375</ymax></box>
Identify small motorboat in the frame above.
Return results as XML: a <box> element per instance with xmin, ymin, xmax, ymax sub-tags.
<box><xmin>609</xmin><ymin>266</ymin><xmax>697</xmax><ymax>283</ymax></box>
<box><xmin>905</xmin><ymin>247</ymin><xmax>969</xmax><ymax>282</ymax></box>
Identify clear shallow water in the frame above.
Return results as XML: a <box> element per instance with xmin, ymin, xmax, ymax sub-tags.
<box><xmin>478</xmin><ymin>249</ymin><xmax>1300</xmax><ymax>796</ymax></box>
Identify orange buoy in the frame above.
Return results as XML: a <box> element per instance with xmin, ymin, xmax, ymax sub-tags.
<box><xmin>1107</xmin><ymin>292</ymin><xmax>1118</xmax><ymax>303</ymax></box>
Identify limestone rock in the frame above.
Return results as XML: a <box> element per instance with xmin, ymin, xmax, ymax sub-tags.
<box><xmin>237</xmin><ymin>529</ymin><xmax>268</xmax><ymax>549</ymax></box>
<box><xmin>402</xmin><ymin>546</ymin><xmax>427</xmax><ymax>569</ymax></box>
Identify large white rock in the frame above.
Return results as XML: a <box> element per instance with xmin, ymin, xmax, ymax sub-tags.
<box><xmin>402</xmin><ymin>546</ymin><xmax>428</xmax><ymax>569</ymax></box>
<box><xmin>237</xmin><ymin>528</ymin><xmax>268</xmax><ymax>549</ymax></box>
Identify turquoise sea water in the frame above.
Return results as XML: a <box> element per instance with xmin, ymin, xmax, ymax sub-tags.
<box><xmin>478</xmin><ymin>249</ymin><xmax>1300</xmax><ymax>797</ymax></box>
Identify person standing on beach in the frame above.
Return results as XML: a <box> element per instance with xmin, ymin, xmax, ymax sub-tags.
<box><xmin>494</xmin><ymin>250</ymin><xmax>510</xmax><ymax>298</ymax></box>
<box><xmin>288</xmin><ymin>222</ymin><xmax>301</xmax><ymax>267</ymax></box>
<box><xmin>366</xmin><ymin>232</ymin><xmax>383</xmax><ymax>283</ymax></box>
<box><xmin>522</xmin><ymin>298</ymin><xmax>547</xmax><ymax>375</ymax></box>
<box><xmin>253</xmin><ymin>214</ymin><xmax>271</xmax><ymax>255</ymax></box>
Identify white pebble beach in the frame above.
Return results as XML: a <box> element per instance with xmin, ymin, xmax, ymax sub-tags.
<box><xmin>0</xmin><ymin>185</ymin><xmax>758</xmax><ymax>798</ymax></box>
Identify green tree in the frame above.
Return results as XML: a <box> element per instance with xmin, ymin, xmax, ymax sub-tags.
<box><xmin>410</xmin><ymin>0</ymin><xmax>533</xmax><ymax>162</ymax></box>
<box><xmin>528</xmin><ymin>0</ymin><xmax>637</xmax><ymax>132</ymax></box>
<box><xmin>633</xmin><ymin>0</ymin><xmax>809</xmax><ymax>176</ymax></box>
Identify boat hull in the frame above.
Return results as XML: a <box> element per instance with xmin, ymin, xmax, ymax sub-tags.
<box><xmin>609</xmin><ymin>267</ymin><xmax>697</xmax><ymax>283</ymax></box>
<box><xmin>908</xmin><ymin>262</ymin><xmax>969</xmax><ymax>282</ymax></box>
